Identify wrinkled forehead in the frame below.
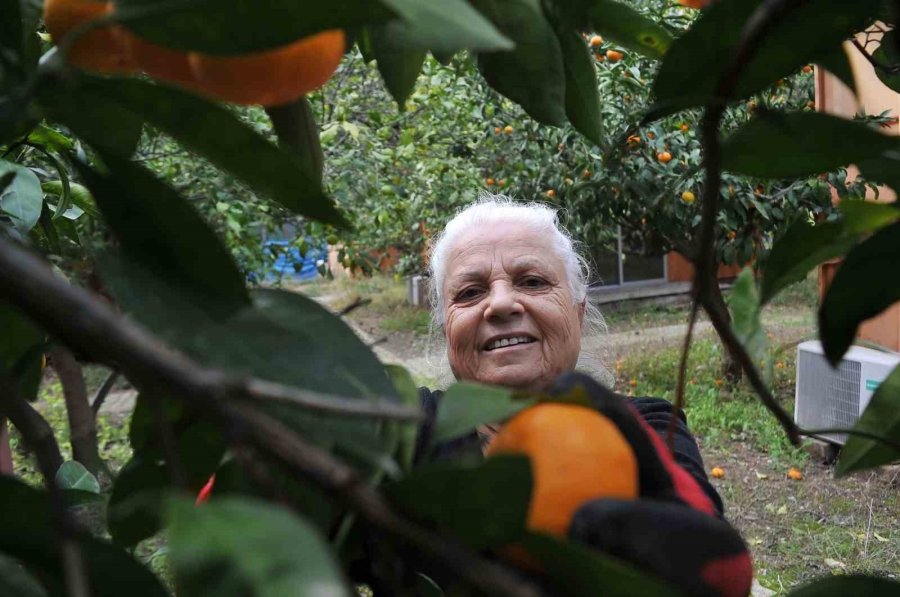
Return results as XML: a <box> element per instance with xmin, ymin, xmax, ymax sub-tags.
<box><xmin>442</xmin><ymin>223</ymin><xmax>565</xmax><ymax>287</ymax></box>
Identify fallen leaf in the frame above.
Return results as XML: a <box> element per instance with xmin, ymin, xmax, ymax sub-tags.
<box><xmin>755</xmin><ymin>471</ymin><xmax>769</xmax><ymax>480</ymax></box>
<box><xmin>776</xmin><ymin>504</ymin><xmax>788</xmax><ymax>515</ymax></box>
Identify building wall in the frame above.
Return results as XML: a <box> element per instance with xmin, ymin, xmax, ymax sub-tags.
<box><xmin>816</xmin><ymin>28</ymin><xmax>899</xmax><ymax>351</ymax></box>
<box><xmin>666</xmin><ymin>251</ymin><xmax>744</xmax><ymax>283</ymax></box>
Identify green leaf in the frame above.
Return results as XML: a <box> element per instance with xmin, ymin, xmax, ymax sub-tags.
<box><xmin>871</xmin><ymin>30</ymin><xmax>900</xmax><ymax>92</ymax></box>
<box><xmin>385</xmin><ymin>364</ymin><xmax>422</xmax><ymax>472</ymax></box>
<box><xmin>557</xmin><ymin>28</ymin><xmax>603</xmax><ymax>146</ymax></box>
<box><xmin>264</xmin><ymin>98</ymin><xmax>324</xmax><ymax>187</ymax></box>
<box><xmin>835</xmin><ymin>364</ymin><xmax>900</xmax><ymax>475</ymax></box>
<box><xmin>858</xmin><ymin>149</ymin><xmax>900</xmax><ymax>192</ymax></box>
<box><xmin>433</xmin><ymin>382</ymin><xmax>533</xmax><ymax>444</ymax></box>
<box><xmin>107</xmin><ymin>457</ymin><xmax>167</xmax><ymax>547</ymax></box>
<box><xmin>113</xmin><ymin>0</ymin><xmax>390</xmax><ymax>54</ymax></box>
<box><xmin>759</xmin><ymin>201</ymin><xmax>900</xmax><ymax>304</ymax></box>
<box><xmin>26</xmin><ymin>123</ymin><xmax>75</xmax><ymax>152</ymax></box>
<box><xmin>721</xmin><ymin>111</ymin><xmax>898</xmax><ymax>179</ymax></box>
<box><xmin>0</xmin><ymin>553</ymin><xmax>47</xmax><ymax>597</ymax></box>
<box><xmin>817</xmin><ymin>44</ymin><xmax>857</xmax><ymax>96</ymax></box>
<box><xmin>819</xmin><ymin>221</ymin><xmax>900</xmax><ymax>364</ymax></box>
<box><xmin>0</xmin><ymin>477</ymin><xmax>169</xmax><ymax>597</ymax></box>
<box><xmin>38</xmin><ymin>75</ymin><xmax>345</xmax><ymax>225</ymax></box>
<box><xmin>73</xmin><ymin>151</ymin><xmax>251</xmax><ymax>316</ymax></box>
<box><xmin>650</xmin><ymin>0</ymin><xmax>883</xmax><ymax>118</ymax></box>
<box><xmin>472</xmin><ymin>0</ymin><xmax>568</xmax><ymax>126</ymax></box>
<box><xmin>729</xmin><ymin>268</ymin><xmax>768</xmax><ymax>379</ymax></box>
<box><xmin>385</xmin><ymin>455</ymin><xmax>531</xmax><ymax>550</ymax></box>
<box><xmin>42</xmin><ymin>181</ymin><xmax>99</xmax><ymax>219</ymax></box>
<box><xmin>381</xmin><ymin>0</ymin><xmax>514</xmax><ymax>54</ymax></box>
<box><xmin>787</xmin><ymin>574</ymin><xmax>900</xmax><ymax>596</ymax></box>
<box><xmin>588</xmin><ymin>0</ymin><xmax>673</xmax><ymax>60</ymax></box>
<box><xmin>113</xmin><ymin>0</ymin><xmax>510</xmax><ymax>55</ymax></box>
<box><xmin>167</xmin><ymin>496</ymin><xmax>351</xmax><ymax>597</ymax></box>
<box><xmin>0</xmin><ymin>302</ymin><xmax>44</xmax><ymax>402</ymax></box>
<box><xmin>0</xmin><ymin>160</ymin><xmax>42</xmax><ymax>234</ymax></box>
<box><xmin>370</xmin><ymin>21</ymin><xmax>427</xmax><ymax>107</ymax></box>
<box><xmin>519</xmin><ymin>532</ymin><xmax>675</xmax><ymax>597</ymax></box>
<box><xmin>55</xmin><ymin>461</ymin><xmax>101</xmax><ymax>493</ymax></box>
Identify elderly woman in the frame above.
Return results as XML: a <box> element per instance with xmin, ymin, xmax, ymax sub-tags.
<box><xmin>413</xmin><ymin>196</ymin><xmax>752</xmax><ymax>597</ymax></box>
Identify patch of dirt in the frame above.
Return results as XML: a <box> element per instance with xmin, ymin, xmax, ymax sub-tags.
<box><xmin>700</xmin><ymin>436</ymin><xmax>900</xmax><ymax>589</ymax></box>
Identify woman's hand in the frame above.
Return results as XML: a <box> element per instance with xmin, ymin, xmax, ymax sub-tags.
<box><xmin>547</xmin><ymin>373</ymin><xmax>753</xmax><ymax>597</ymax></box>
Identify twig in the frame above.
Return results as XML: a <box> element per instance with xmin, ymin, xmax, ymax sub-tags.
<box><xmin>90</xmin><ymin>370</ymin><xmax>120</xmax><ymax>416</ymax></box>
<box><xmin>49</xmin><ymin>345</ymin><xmax>102</xmax><ymax>475</ymax></box>
<box><xmin>695</xmin><ymin>0</ymin><xmax>808</xmax><ymax>446</ymax></box>
<box><xmin>0</xmin><ymin>235</ymin><xmax>541</xmax><ymax>597</ymax></box>
<box><xmin>667</xmin><ymin>299</ymin><xmax>699</xmax><ymax>451</ymax></box>
<box><xmin>338</xmin><ymin>295</ymin><xmax>371</xmax><ymax>316</ymax></box>
<box><xmin>0</xmin><ymin>375</ymin><xmax>90</xmax><ymax>597</ymax></box>
<box><xmin>852</xmin><ymin>38</ymin><xmax>900</xmax><ymax>76</ymax></box>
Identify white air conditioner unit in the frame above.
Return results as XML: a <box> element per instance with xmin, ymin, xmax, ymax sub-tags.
<box><xmin>795</xmin><ymin>340</ymin><xmax>900</xmax><ymax>445</ymax></box>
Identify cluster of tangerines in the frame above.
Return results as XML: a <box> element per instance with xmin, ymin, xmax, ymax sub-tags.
<box><xmin>43</xmin><ymin>0</ymin><xmax>345</xmax><ymax>106</ymax></box>
<box><xmin>583</xmin><ymin>33</ymin><xmax>624</xmax><ymax>63</ymax></box>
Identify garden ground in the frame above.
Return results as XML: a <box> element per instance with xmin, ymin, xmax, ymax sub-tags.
<box><xmin>10</xmin><ymin>273</ymin><xmax>899</xmax><ymax>594</ymax></box>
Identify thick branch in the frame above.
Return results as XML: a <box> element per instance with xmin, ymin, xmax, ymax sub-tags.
<box><xmin>0</xmin><ymin>375</ymin><xmax>90</xmax><ymax>597</ymax></box>
<box><xmin>90</xmin><ymin>370</ymin><xmax>119</xmax><ymax>416</ymax></box>
<box><xmin>693</xmin><ymin>0</ymin><xmax>806</xmax><ymax>446</ymax></box>
<box><xmin>49</xmin><ymin>345</ymin><xmax>102</xmax><ymax>475</ymax></box>
<box><xmin>0</xmin><ymin>236</ymin><xmax>541</xmax><ymax>597</ymax></box>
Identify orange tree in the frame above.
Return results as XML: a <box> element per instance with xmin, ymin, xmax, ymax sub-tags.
<box><xmin>1</xmin><ymin>0</ymin><xmax>900</xmax><ymax>595</ymax></box>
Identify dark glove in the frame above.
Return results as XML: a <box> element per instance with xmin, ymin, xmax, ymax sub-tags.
<box><xmin>548</xmin><ymin>372</ymin><xmax>752</xmax><ymax>597</ymax></box>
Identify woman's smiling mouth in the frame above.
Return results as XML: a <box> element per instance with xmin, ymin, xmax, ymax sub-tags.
<box><xmin>485</xmin><ymin>336</ymin><xmax>537</xmax><ymax>351</ymax></box>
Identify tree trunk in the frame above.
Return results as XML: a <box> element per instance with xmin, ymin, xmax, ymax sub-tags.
<box><xmin>705</xmin><ymin>281</ymin><xmax>743</xmax><ymax>383</ymax></box>
<box><xmin>49</xmin><ymin>346</ymin><xmax>103</xmax><ymax>475</ymax></box>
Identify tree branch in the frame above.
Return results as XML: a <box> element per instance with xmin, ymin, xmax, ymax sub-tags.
<box><xmin>0</xmin><ymin>236</ymin><xmax>541</xmax><ymax>597</ymax></box>
<box><xmin>49</xmin><ymin>345</ymin><xmax>102</xmax><ymax>475</ymax></box>
<box><xmin>0</xmin><ymin>375</ymin><xmax>90</xmax><ymax>597</ymax></box>
<box><xmin>90</xmin><ymin>370</ymin><xmax>119</xmax><ymax>416</ymax></box>
<box><xmin>695</xmin><ymin>0</ymin><xmax>806</xmax><ymax>445</ymax></box>
<box><xmin>667</xmin><ymin>299</ymin><xmax>699</xmax><ymax>450</ymax></box>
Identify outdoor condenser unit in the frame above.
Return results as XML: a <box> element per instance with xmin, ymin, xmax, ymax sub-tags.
<box><xmin>795</xmin><ymin>340</ymin><xmax>900</xmax><ymax>445</ymax></box>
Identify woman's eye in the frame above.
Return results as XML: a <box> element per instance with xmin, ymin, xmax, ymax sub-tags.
<box><xmin>520</xmin><ymin>277</ymin><xmax>547</xmax><ymax>289</ymax></box>
<box><xmin>456</xmin><ymin>287</ymin><xmax>483</xmax><ymax>301</ymax></box>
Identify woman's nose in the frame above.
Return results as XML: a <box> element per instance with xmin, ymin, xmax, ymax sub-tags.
<box><xmin>484</xmin><ymin>283</ymin><xmax>523</xmax><ymax>320</ymax></box>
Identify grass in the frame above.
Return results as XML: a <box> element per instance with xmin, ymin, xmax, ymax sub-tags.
<box><xmin>615</xmin><ymin>336</ymin><xmax>808</xmax><ymax>466</ymax></box>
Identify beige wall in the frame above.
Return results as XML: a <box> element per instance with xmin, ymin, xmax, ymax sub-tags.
<box><xmin>816</xmin><ymin>26</ymin><xmax>900</xmax><ymax>351</ymax></box>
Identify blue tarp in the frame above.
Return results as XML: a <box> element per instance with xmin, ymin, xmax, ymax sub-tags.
<box><xmin>262</xmin><ymin>239</ymin><xmax>327</xmax><ymax>281</ymax></box>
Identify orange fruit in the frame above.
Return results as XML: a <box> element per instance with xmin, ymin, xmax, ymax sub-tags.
<box><xmin>498</xmin><ymin>179</ymin><xmax>507</xmax><ymax>188</ymax></box>
<box><xmin>486</xmin><ymin>178</ymin><xmax>495</xmax><ymax>186</ymax></box>
<box><xmin>710</xmin><ymin>467</ymin><xmax>725</xmax><ymax>478</ymax></box>
<box><xmin>626</xmin><ymin>134</ymin><xmax>641</xmax><ymax>145</ymax></box>
<box><xmin>486</xmin><ymin>403</ymin><xmax>639</xmax><ymax>538</ymax></box>
<box><xmin>679</xmin><ymin>0</ymin><xmax>712</xmax><ymax>8</ymax></box>
<box><xmin>503</xmin><ymin>125</ymin><xmax>514</xmax><ymax>135</ymax></box>
<box><xmin>802</xmin><ymin>65</ymin><xmax>813</xmax><ymax>74</ymax></box>
<box><xmin>680</xmin><ymin>123</ymin><xmax>690</xmax><ymax>132</ymax></box>
<box><xmin>188</xmin><ymin>29</ymin><xmax>345</xmax><ymax>106</ymax></box>
<box><xmin>606</xmin><ymin>49</ymin><xmax>624</xmax><ymax>62</ymax></box>
<box><xmin>43</xmin><ymin>0</ymin><xmax>134</xmax><ymax>72</ymax></box>
<box><xmin>595</xmin><ymin>54</ymin><xmax>605</xmax><ymax>63</ymax></box>
<box><xmin>545</xmin><ymin>189</ymin><xmax>556</xmax><ymax>198</ymax></box>
<box><xmin>657</xmin><ymin>151</ymin><xmax>672</xmax><ymax>163</ymax></box>
<box><xmin>494</xmin><ymin>126</ymin><xmax>501</xmax><ymax>134</ymax></box>
<box><xmin>787</xmin><ymin>467</ymin><xmax>803</xmax><ymax>481</ymax></box>
<box><xmin>748</xmin><ymin>100</ymin><xmax>757</xmax><ymax>112</ymax></box>
<box><xmin>589</xmin><ymin>35</ymin><xmax>603</xmax><ymax>47</ymax></box>
<box><xmin>116</xmin><ymin>28</ymin><xmax>198</xmax><ymax>88</ymax></box>
<box><xmin>582</xmin><ymin>169</ymin><xmax>591</xmax><ymax>179</ymax></box>
<box><xmin>681</xmin><ymin>191</ymin><xmax>696</xmax><ymax>204</ymax></box>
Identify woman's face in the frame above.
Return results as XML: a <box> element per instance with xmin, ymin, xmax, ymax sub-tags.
<box><xmin>442</xmin><ymin>222</ymin><xmax>584</xmax><ymax>390</ymax></box>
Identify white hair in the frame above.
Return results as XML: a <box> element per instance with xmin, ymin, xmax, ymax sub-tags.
<box><xmin>426</xmin><ymin>193</ymin><xmax>610</xmax><ymax>386</ymax></box>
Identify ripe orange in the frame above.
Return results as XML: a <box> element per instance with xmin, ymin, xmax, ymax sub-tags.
<box><xmin>589</xmin><ymin>35</ymin><xmax>603</xmax><ymax>47</ymax></box>
<box><xmin>494</xmin><ymin>126</ymin><xmax>501</xmax><ymax>134</ymax></box>
<box><xmin>787</xmin><ymin>467</ymin><xmax>803</xmax><ymax>481</ymax></box>
<box><xmin>657</xmin><ymin>151</ymin><xmax>672</xmax><ymax>163</ymax></box>
<box><xmin>582</xmin><ymin>169</ymin><xmax>591</xmax><ymax>179</ymax></box>
<box><xmin>503</xmin><ymin>125</ymin><xmax>514</xmax><ymax>135</ymax></box>
<box><xmin>679</xmin><ymin>0</ymin><xmax>712</xmax><ymax>8</ymax></box>
<box><xmin>680</xmin><ymin>123</ymin><xmax>690</xmax><ymax>132</ymax></box>
<box><xmin>606</xmin><ymin>49</ymin><xmax>624</xmax><ymax>62</ymax></box>
<box><xmin>116</xmin><ymin>28</ymin><xmax>198</xmax><ymax>88</ymax></box>
<box><xmin>498</xmin><ymin>179</ymin><xmax>507</xmax><ymax>188</ymax></box>
<box><xmin>188</xmin><ymin>29</ymin><xmax>345</xmax><ymax>106</ymax></box>
<box><xmin>710</xmin><ymin>466</ymin><xmax>725</xmax><ymax>478</ymax></box>
<box><xmin>545</xmin><ymin>189</ymin><xmax>556</xmax><ymax>198</ymax></box>
<box><xmin>681</xmin><ymin>190</ymin><xmax>696</xmax><ymax>203</ymax></box>
<box><xmin>485</xmin><ymin>403</ymin><xmax>639</xmax><ymax>538</ymax></box>
<box><xmin>802</xmin><ymin>65</ymin><xmax>813</xmax><ymax>74</ymax></box>
<box><xmin>486</xmin><ymin>178</ymin><xmax>495</xmax><ymax>186</ymax></box>
<box><xmin>43</xmin><ymin>0</ymin><xmax>134</xmax><ymax>72</ymax></box>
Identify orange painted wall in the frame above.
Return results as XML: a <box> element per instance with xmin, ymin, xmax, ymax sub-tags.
<box><xmin>666</xmin><ymin>252</ymin><xmax>744</xmax><ymax>283</ymax></box>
